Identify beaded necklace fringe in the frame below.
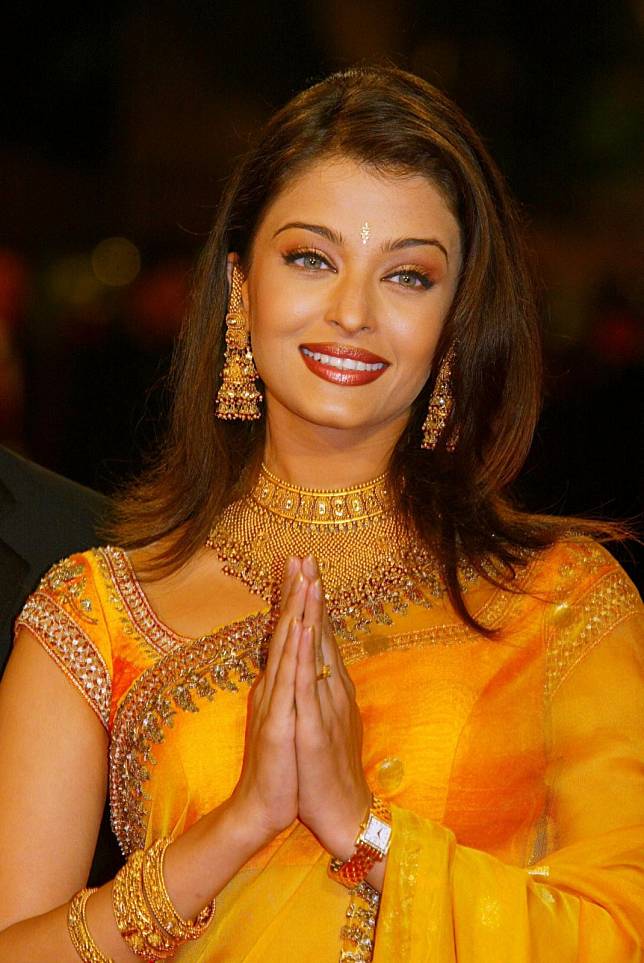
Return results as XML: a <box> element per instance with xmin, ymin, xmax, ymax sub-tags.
<box><xmin>206</xmin><ymin>465</ymin><xmax>477</xmax><ymax>640</ymax></box>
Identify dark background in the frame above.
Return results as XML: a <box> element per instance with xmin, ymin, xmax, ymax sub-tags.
<box><xmin>1</xmin><ymin>1</ymin><xmax>642</xmax><ymax>577</ymax></box>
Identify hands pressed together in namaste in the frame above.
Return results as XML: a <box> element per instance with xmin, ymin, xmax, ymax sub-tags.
<box><xmin>231</xmin><ymin>555</ymin><xmax>373</xmax><ymax>865</ymax></box>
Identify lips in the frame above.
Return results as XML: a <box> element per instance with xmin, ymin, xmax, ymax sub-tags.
<box><xmin>299</xmin><ymin>342</ymin><xmax>390</xmax><ymax>386</ymax></box>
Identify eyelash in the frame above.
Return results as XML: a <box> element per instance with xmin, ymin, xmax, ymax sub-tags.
<box><xmin>282</xmin><ymin>247</ymin><xmax>433</xmax><ymax>290</ymax></box>
<box><xmin>282</xmin><ymin>247</ymin><xmax>333</xmax><ymax>273</ymax></box>
<box><xmin>386</xmin><ymin>267</ymin><xmax>433</xmax><ymax>290</ymax></box>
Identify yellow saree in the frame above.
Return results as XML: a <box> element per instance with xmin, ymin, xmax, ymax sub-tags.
<box><xmin>17</xmin><ymin>537</ymin><xmax>644</xmax><ymax>961</ymax></box>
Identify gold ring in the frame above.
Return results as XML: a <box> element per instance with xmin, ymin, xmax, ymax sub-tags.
<box><xmin>316</xmin><ymin>663</ymin><xmax>332</xmax><ymax>681</ymax></box>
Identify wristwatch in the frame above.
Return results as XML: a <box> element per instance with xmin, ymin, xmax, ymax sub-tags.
<box><xmin>329</xmin><ymin>796</ymin><xmax>392</xmax><ymax>888</ymax></box>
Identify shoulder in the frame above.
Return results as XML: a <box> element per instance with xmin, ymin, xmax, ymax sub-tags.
<box><xmin>15</xmin><ymin>549</ymin><xmax>113</xmax><ymax>729</ymax></box>
<box><xmin>527</xmin><ymin>536</ymin><xmax>642</xmax><ymax>697</ymax></box>
<box><xmin>529</xmin><ymin>535</ymin><xmax>640</xmax><ymax>607</ymax></box>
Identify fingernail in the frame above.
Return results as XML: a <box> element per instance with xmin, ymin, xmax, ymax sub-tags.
<box><xmin>313</xmin><ymin>578</ymin><xmax>322</xmax><ymax>599</ymax></box>
<box><xmin>302</xmin><ymin>626</ymin><xmax>313</xmax><ymax>645</ymax></box>
<box><xmin>286</xmin><ymin>557</ymin><xmax>298</xmax><ymax>576</ymax></box>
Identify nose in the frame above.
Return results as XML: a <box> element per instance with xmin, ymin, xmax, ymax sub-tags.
<box><xmin>324</xmin><ymin>268</ymin><xmax>374</xmax><ymax>334</ymax></box>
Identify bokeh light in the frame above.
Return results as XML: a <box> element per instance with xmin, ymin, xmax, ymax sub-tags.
<box><xmin>46</xmin><ymin>254</ymin><xmax>102</xmax><ymax>306</ymax></box>
<box><xmin>91</xmin><ymin>237</ymin><xmax>141</xmax><ymax>287</ymax></box>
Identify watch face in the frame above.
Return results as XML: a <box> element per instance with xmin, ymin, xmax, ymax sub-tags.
<box><xmin>362</xmin><ymin>814</ymin><xmax>392</xmax><ymax>855</ymax></box>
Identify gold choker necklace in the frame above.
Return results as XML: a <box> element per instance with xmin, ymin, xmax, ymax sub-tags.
<box><xmin>206</xmin><ymin>465</ymin><xmax>466</xmax><ymax>639</ymax></box>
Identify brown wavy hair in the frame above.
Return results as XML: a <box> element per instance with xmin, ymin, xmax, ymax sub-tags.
<box><xmin>108</xmin><ymin>65</ymin><xmax>619</xmax><ymax>631</ymax></box>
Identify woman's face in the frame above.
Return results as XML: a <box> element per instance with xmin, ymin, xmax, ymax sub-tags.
<box><xmin>241</xmin><ymin>155</ymin><xmax>462</xmax><ymax>439</ymax></box>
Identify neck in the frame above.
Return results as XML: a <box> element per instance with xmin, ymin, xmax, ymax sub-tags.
<box><xmin>262</xmin><ymin>402</ymin><xmax>408</xmax><ymax>489</ymax></box>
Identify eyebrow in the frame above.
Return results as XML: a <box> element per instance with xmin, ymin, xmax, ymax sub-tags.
<box><xmin>383</xmin><ymin>236</ymin><xmax>449</xmax><ymax>263</ymax></box>
<box><xmin>273</xmin><ymin>222</ymin><xmax>449</xmax><ymax>264</ymax></box>
<box><xmin>272</xmin><ymin>222</ymin><xmax>344</xmax><ymax>246</ymax></box>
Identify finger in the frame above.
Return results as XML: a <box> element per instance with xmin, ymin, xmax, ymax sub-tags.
<box><xmin>301</xmin><ymin>553</ymin><xmax>318</xmax><ymax>582</ymax></box>
<box><xmin>300</xmin><ymin>570</ymin><xmax>348</xmax><ymax>710</ymax></box>
<box><xmin>295</xmin><ymin>624</ymin><xmax>324</xmax><ymax>734</ymax></box>
<box><xmin>300</xmin><ymin>556</ymin><xmax>336</xmax><ymax>668</ymax></box>
<box><xmin>297</xmin><ymin>556</ymin><xmax>349</xmax><ymax>703</ymax></box>
<box><xmin>280</xmin><ymin>556</ymin><xmax>300</xmax><ymax>606</ymax></box>
<box><xmin>300</xmin><ymin>579</ymin><xmax>339</xmax><ymax>721</ymax></box>
<box><xmin>267</xmin><ymin>616</ymin><xmax>300</xmax><ymax>720</ymax></box>
<box><xmin>302</xmin><ymin>574</ymin><xmax>324</xmax><ymax>667</ymax></box>
<box><xmin>264</xmin><ymin>575</ymin><xmax>306</xmax><ymax>699</ymax></box>
<box><xmin>319</xmin><ymin>603</ymin><xmax>340</xmax><ymax>672</ymax></box>
<box><xmin>264</xmin><ymin>568</ymin><xmax>307</xmax><ymax>692</ymax></box>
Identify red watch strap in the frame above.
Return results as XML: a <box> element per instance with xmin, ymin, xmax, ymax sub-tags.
<box><xmin>329</xmin><ymin>796</ymin><xmax>392</xmax><ymax>889</ymax></box>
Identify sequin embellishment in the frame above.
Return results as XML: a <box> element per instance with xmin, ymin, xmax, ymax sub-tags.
<box><xmin>545</xmin><ymin>567</ymin><xmax>639</xmax><ymax>697</ymax></box>
<box><xmin>39</xmin><ymin>558</ymin><xmax>97</xmax><ymax>624</ymax></box>
<box><xmin>98</xmin><ymin>547</ymin><xmax>188</xmax><ymax>654</ymax></box>
<box><xmin>340</xmin><ymin>881</ymin><xmax>380</xmax><ymax>962</ymax></box>
<box><xmin>109</xmin><ymin>612</ymin><xmax>270</xmax><ymax>855</ymax></box>
<box><xmin>17</xmin><ymin>592</ymin><xmax>111</xmax><ymax>728</ymax></box>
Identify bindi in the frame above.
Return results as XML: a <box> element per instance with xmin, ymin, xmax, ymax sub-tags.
<box><xmin>360</xmin><ymin>221</ymin><xmax>370</xmax><ymax>245</ymax></box>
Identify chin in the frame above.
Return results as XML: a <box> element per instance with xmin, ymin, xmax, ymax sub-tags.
<box><xmin>277</xmin><ymin>397</ymin><xmax>376</xmax><ymax>432</ymax></box>
<box><xmin>302</xmin><ymin>407</ymin><xmax>371</xmax><ymax>431</ymax></box>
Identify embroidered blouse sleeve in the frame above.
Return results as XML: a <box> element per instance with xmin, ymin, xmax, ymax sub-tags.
<box><xmin>373</xmin><ymin>544</ymin><xmax>644</xmax><ymax>963</ymax></box>
<box><xmin>15</xmin><ymin>552</ymin><xmax>112</xmax><ymax>730</ymax></box>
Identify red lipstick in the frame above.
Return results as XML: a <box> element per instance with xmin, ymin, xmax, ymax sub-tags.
<box><xmin>299</xmin><ymin>343</ymin><xmax>390</xmax><ymax>386</ymax></box>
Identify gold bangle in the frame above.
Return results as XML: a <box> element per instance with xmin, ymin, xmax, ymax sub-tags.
<box><xmin>142</xmin><ymin>837</ymin><xmax>215</xmax><ymax>942</ymax></box>
<box><xmin>112</xmin><ymin>849</ymin><xmax>176</xmax><ymax>959</ymax></box>
<box><xmin>67</xmin><ymin>888</ymin><xmax>114</xmax><ymax>963</ymax></box>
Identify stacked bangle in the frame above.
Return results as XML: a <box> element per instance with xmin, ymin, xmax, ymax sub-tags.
<box><xmin>67</xmin><ymin>888</ymin><xmax>114</xmax><ymax>963</ymax></box>
<box><xmin>112</xmin><ymin>849</ymin><xmax>176</xmax><ymax>958</ymax></box>
<box><xmin>111</xmin><ymin>836</ymin><xmax>215</xmax><ymax>959</ymax></box>
<box><xmin>67</xmin><ymin>838</ymin><xmax>216</xmax><ymax>962</ymax></box>
<box><xmin>142</xmin><ymin>837</ymin><xmax>215</xmax><ymax>942</ymax></box>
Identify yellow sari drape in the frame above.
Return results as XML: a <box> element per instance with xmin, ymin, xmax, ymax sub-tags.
<box><xmin>17</xmin><ymin>537</ymin><xmax>643</xmax><ymax>961</ymax></box>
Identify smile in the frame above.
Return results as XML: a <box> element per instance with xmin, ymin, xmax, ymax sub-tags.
<box><xmin>301</xmin><ymin>347</ymin><xmax>385</xmax><ymax>372</ymax></box>
<box><xmin>299</xmin><ymin>343</ymin><xmax>389</xmax><ymax>386</ymax></box>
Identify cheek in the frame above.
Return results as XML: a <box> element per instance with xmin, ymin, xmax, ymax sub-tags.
<box><xmin>391</xmin><ymin>309</ymin><xmax>445</xmax><ymax>382</ymax></box>
<box><xmin>249</xmin><ymin>272</ymin><xmax>314</xmax><ymax>344</ymax></box>
<box><xmin>248</xmin><ymin>306</ymin><xmax>304</xmax><ymax>388</ymax></box>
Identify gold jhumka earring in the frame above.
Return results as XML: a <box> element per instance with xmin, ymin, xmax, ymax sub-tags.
<box><xmin>421</xmin><ymin>346</ymin><xmax>458</xmax><ymax>451</ymax></box>
<box><xmin>215</xmin><ymin>265</ymin><xmax>262</xmax><ymax>420</ymax></box>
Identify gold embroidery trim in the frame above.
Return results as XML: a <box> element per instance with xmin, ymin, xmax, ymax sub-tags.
<box><xmin>98</xmin><ymin>546</ymin><xmax>187</xmax><ymax>655</ymax></box>
<box><xmin>38</xmin><ymin>556</ymin><xmax>97</xmax><ymax>624</ymax></box>
<box><xmin>16</xmin><ymin>592</ymin><xmax>111</xmax><ymax>729</ymax></box>
<box><xmin>527</xmin><ymin>865</ymin><xmax>550</xmax><ymax>879</ymax></box>
<box><xmin>340</xmin><ymin>555</ymin><xmax>533</xmax><ymax>664</ymax></box>
<box><xmin>109</xmin><ymin>612</ymin><xmax>270</xmax><ymax>856</ymax></box>
<box><xmin>548</xmin><ymin>538</ymin><xmax>611</xmax><ymax>603</ymax></box>
<box><xmin>545</xmin><ymin>568</ymin><xmax>640</xmax><ymax>697</ymax></box>
<box><xmin>340</xmin><ymin>880</ymin><xmax>380</xmax><ymax>962</ymax></box>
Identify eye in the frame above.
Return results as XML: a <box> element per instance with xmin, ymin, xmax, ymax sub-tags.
<box><xmin>385</xmin><ymin>267</ymin><xmax>433</xmax><ymax>290</ymax></box>
<box><xmin>283</xmin><ymin>248</ymin><xmax>333</xmax><ymax>272</ymax></box>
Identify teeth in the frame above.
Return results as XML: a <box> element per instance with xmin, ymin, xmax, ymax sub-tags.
<box><xmin>302</xmin><ymin>347</ymin><xmax>385</xmax><ymax>371</ymax></box>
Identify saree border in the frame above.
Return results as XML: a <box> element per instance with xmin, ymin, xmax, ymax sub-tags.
<box><xmin>545</xmin><ymin>567</ymin><xmax>640</xmax><ymax>697</ymax></box>
<box><xmin>98</xmin><ymin>546</ymin><xmax>189</xmax><ymax>655</ymax></box>
<box><xmin>109</xmin><ymin>610</ymin><xmax>270</xmax><ymax>855</ymax></box>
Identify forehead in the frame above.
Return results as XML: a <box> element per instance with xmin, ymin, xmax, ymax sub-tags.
<box><xmin>256</xmin><ymin>155</ymin><xmax>461</xmax><ymax>248</ymax></box>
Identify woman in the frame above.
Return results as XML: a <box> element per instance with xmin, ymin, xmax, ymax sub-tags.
<box><xmin>0</xmin><ymin>66</ymin><xmax>641</xmax><ymax>962</ymax></box>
